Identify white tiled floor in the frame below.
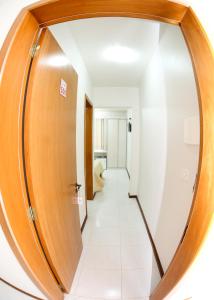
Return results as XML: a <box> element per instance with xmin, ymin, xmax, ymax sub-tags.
<box><xmin>66</xmin><ymin>169</ymin><xmax>158</xmax><ymax>300</ymax></box>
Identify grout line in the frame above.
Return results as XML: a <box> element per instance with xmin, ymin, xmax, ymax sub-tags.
<box><xmin>73</xmin><ymin>170</ymin><xmax>152</xmax><ymax>299</ymax></box>
<box><xmin>120</xmin><ymin>207</ymin><xmax>123</xmax><ymax>300</ymax></box>
<box><xmin>71</xmin><ymin>224</ymin><xmax>92</xmax><ymax>296</ymax></box>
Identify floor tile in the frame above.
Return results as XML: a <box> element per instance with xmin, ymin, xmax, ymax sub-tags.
<box><xmin>121</xmin><ymin>228</ymin><xmax>148</xmax><ymax>246</ymax></box>
<box><xmin>122</xmin><ymin>298</ymin><xmax>149</xmax><ymax>300</ymax></box>
<box><xmin>121</xmin><ymin>245</ymin><xmax>152</xmax><ymax>269</ymax></box>
<box><xmin>70</xmin><ymin>249</ymin><xmax>87</xmax><ymax>293</ymax></box>
<box><xmin>65</xmin><ymin>296</ymin><xmax>102</xmax><ymax>300</ymax></box>
<box><xmin>84</xmin><ymin>246</ymin><xmax>121</xmax><ymax>269</ymax></box>
<box><xmin>75</xmin><ymin>269</ymin><xmax>121</xmax><ymax>299</ymax></box>
<box><xmin>89</xmin><ymin>214</ymin><xmax>120</xmax><ymax>229</ymax></box>
<box><xmin>81</xmin><ymin>224</ymin><xmax>93</xmax><ymax>247</ymax></box>
<box><xmin>68</xmin><ymin>170</ymin><xmax>154</xmax><ymax>300</ymax></box>
<box><xmin>64</xmin><ymin>295</ymin><xmax>78</xmax><ymax>300</ymax></box>
<box><xmin>90</xmin><ymin>228</ymin><xmax>120</xmax><ymax>246</ymax></box>
<box><xmin>122</xmin><ymin>270</ymin><xmax>150</xmax><ymax>298</ymax></box>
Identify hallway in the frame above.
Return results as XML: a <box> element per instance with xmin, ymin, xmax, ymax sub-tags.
<box><xmin>67</xmin><ymin>169</ymin><xmax>159</xmax><ymax>300</ymax></box>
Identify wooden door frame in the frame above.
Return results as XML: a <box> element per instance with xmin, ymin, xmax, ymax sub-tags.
<box><xmin>84</xmin><ymin>95</ymin><xmax>94</xmax><ymax>203</ymax></box>
<box><xmin>0</xmin><ymin>1</ymin><xmax>213</xmax><ymax>300</ymax></box>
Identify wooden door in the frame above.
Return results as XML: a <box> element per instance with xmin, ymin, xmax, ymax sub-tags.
<box><xmin>84</xmin><ymin>97</ymin><xmax>94</xmax><ymax>201</ymax></box>
<box><xmin>24</xmin><ymin>29</ymin><xmax>82</xmax><ymax>292</ymax></box>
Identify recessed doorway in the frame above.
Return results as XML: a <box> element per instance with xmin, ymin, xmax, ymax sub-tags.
<box><xmin>85</xmin><ymin>96</ymin><xmax>94</xmax><ymax>202</ymax></box>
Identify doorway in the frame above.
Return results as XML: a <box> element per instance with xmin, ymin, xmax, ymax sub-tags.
<box><xmin>94</xmin><ymin>109</ymin><xmax>128</xmax><ymax>169</ymax></box>
<box><xmin>85</xmin><ymin>96</ymin><xmax>94</xmax><ymax>202</ymax></box>
<box><xmin>0</xmin><ymin>2</ymin><xmax>213</xmax><ymax>300</ymax></box>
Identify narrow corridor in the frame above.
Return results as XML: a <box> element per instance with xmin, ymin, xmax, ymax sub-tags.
<box><xmin>66</xmin><ymin>169</ymin><xmax>160</xmax><ymax>300</ymax></box>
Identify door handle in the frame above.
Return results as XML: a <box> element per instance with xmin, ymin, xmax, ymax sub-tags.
<box><xmin>75</xmin><ymin>183</ymin><xmax>82</xmax><ymax>193</ymax></box>
<box><xmin>69</xmin><ymin>183</ymin><xmax>82</xmax><ymax>193</ymax></box>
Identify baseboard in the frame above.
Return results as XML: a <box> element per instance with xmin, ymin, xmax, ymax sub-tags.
<box><xmin>126</xmin><ymin>168</ymin><xmax>130</xmax><ymax>179</ymax></box>
<box><xmin>81</xmin><ymin>193</ymin><xmax>95</xmax><ymax>233</ymax></box>
<box><xmin>81</xmin><ymin>214</ymin><xmax>88</xmax><ymax>233</ymax></box>
<box><xmin>0</xmin><ymin>277</ymin><xmax>44</xmax><ymax>300</ymax></box>
<box><xmin>128</xmin><ymin>193</ymin><xmax>137</xmax><ymax>199</ymax></box>
<box><xmin>128</xmin><ymin>194</ymin><xmax>164</xmax><ymax>277</ymax></box>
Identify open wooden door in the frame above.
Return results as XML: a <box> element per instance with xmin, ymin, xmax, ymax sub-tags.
<box><xmin>24</xmin><ymin>28</ymin><xmax>82</xmax><ymax>292</ymax></box>
<box><xmin>84</xmin><ymin>96</ymin><xmax>94</xmax><ymax>201</ymax></box>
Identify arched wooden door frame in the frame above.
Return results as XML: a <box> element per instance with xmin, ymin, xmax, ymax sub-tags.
<box><xmin>0</xmin><ymin>1</ymin><xmax>213</xmax><ymax>300</ymax></box>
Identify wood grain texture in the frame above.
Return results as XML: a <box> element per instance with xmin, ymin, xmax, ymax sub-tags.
<box><xmin>1</xmin><ymin>1</ymin><xmax>213</xmax><ymax>300</ymax></box>
<box><xmin>29</xmin><ymin>0</ymin><xmax>188</xmax><ymax>26</ymax></box>
<box><xmin>24</xmin><ymin>28</ymin><xmax>82</xmax><ymax>292</ymax></box>
<box><xmin>0</xmin><ymin>11</ymin><xmax>63</xmax><ymax>300</ymax></box>
<box><xmin>85</xmin><ymin>96</ymin><xmax>94</xmax><ymax>201</ymax></box>
<box><xmin>151</xmin><ymin>8</ymin><xmax>214</xmax><ymax>300</ymax></box>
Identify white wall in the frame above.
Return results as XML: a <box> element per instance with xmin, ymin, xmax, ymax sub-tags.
<box><xmin>154</xmin><ymin>24</ymin><xmax>200</xmax><ymax>271</ymax></box>
<box><xmin>0</xmin><ymin>3</ymin><xmax>93</xmax><ymax>298</ymax></box>
<box><xmin>93</xmin><ymin>87</ymin><xmax>140</xmax><ymax>195</ymax></box>
<box><xmin>0</xmin><ymin>194</ymin><xmax>46</xmax><ymax>299</ymax></box>
<box><xmin>93</xmin><ymin>87</ymin><xmax>139</xmax><ymax>108</ymax></box>
<box><xmin>138</xmin><ymin>22</ymin><xmax>200</xmax><ymax>276</ymax></box>
<box><xmin>166</xmin><ymin>0</ymin><xmax>214</xmax><ymax>298</ymax></box>
<box><xmin>0</xmin><ymin>226</ymin><xmax>46</xmax><ymax>299</ymax></box>
<box><xmin>94</xmin><ymin>110</ymin><xmax>127</xmax><ymax>119</ymax></box>
<box><xmin>0</xmin><ymin>0</ymin><xmax>36</xmax><ymax>49</ymax></box>
<box><xmin>186</xmin><ymin>0</ymin><xmax>214</xmax><ymax>48</ymax></box>
<box><xmin>0</xmin><ymin>1</ymin><xmax>214</xmax><ymax>299</ymax></box>
<box><xmin>126</xmin><ymin>109</ymin><xmax>132</xmax><ymax>175</ymax></box>
<box><xmin>165</xmin><ymin>219</ymin><xmax>214</xmax><ymax>300</ymax></box>
<box><xmin>138</xmin><ymin>47</ymin><xmax>167</xmax><ymax>238</ymax></box>
<box><xmin>0</xmin><ymin>3</ymin><xmax>47</xmax><ymax>297</ymax></box>
<box><xmin>50</xmin><ymin>24</ymin><xmax>93</xmax><ymax>226</ymax></box>
<box><xmin>0</xmin><ymin>280</ymin><xmax>33</xmax><ymax>300</ymax></box>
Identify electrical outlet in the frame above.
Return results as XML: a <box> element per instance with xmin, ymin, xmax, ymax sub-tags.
<box><xmin>181</xmin><ymin>168</ymin><xmax>190</xmax><ymax>181</ymax></box>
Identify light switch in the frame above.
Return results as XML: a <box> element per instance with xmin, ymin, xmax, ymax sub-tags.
<box><xmin>181</xmin><ymin>168</ymin><xmax>190</xmax><ymax>181</ymax></box>
<box><xmin>184</xmin><ymin>116</ymin><xmax>200</xmax><ymax>145</ymax></box>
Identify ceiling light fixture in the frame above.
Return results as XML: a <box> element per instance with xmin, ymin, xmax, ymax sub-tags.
<box><xmin>102</xmin><ymin>45</ymin><xmax>139</xmax><ymax>64</ymax></box>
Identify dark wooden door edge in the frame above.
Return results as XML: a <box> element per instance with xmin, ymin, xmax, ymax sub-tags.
<box><xmin>0</xmin><ymin>278</ymin><xmax>44</xmax><ymax>300</ymax></box>
<box><xmin>84</xmin><ymin>95</ymin><xmax>94</xmax><ymax>201</ymax></box>
<box><xmin>81</xmin><ymin>214</ymin><xmax>88</xmax><ymax>233</ymax></box>
<box><xmin>128</xmin><ymin>194</ymin><xmax>164</xmax><ymax>277</ymax></box>
<box><xmin>128</xmin><ymin>193</ymin><xmax>137</xmax><ymax>199</ymax></box>
<box><xmin>81</xmin><ymin>191</ymin><xmax>96</xmax><ymax>233</ymax></box>
<box><xmin>126</xmin><ymin>168</ymin><xmax>130</xmax><ymax>179</ymax></box>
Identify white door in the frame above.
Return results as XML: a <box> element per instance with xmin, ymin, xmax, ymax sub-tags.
<box><xmin>118</xmin><ymin>119</ymin><xmax>127</xmax><ymax>168</ymax></box>
<box><xmin>106</xmin><ymin>119</ymin><xmax>127</xmax><ymax>168</ymax></box>
<box><xmin>107</xmin><ymin>119</ymin><xmax>119</xmax><ymax>168</ymax></box>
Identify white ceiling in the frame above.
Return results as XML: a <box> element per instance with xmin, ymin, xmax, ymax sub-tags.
<box><xmin>62</xmin><ymin>18</ymin><xmax>161</xmax><ymax>87</ymax></box>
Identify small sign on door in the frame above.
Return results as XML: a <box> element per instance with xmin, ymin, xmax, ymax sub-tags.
<box><xmin>60</xmin><ymin>79</ymin><xmax>67</xmax><ymax>98</ymax></box>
